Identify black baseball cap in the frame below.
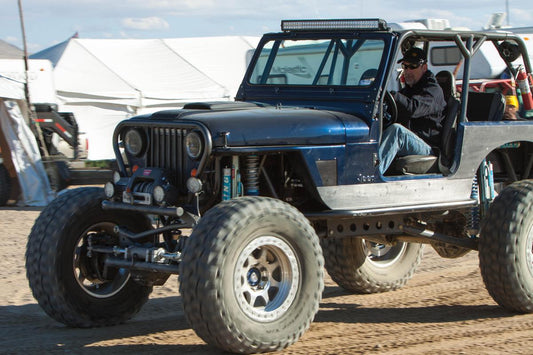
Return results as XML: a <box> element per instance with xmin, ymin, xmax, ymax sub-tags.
<box><xmin>397</xmin><ymin>47</ymin><xmax>427</xmax><ymax>64</ymax></box>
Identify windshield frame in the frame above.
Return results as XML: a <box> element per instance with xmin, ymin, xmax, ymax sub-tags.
<box><xmin>246</xmin><ymin>33</ymin><xmax>391</xmax><ymax>89</ymax></box>
<box><xmin>237</xmin><ymin>31</ymin><xmax>395</xmax><ymax>104</ymax></box>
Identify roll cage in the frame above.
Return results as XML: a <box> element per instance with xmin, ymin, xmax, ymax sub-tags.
<box><xmin>391</xmin><ymin>29</ymin><xmax>533</xmax><ymax>124</ymax></box>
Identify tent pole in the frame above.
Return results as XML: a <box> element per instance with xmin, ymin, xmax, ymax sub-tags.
<box><xmin>17</xmin><ymin>0</ymin><xmax>49</xmax><ymax>158</ymax></box>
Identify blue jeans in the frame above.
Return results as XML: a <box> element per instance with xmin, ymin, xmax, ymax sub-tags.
<box><xmin>379</xmin><ymin>124</ymin><xmax>433</xmax><ymax>175</ymax></box>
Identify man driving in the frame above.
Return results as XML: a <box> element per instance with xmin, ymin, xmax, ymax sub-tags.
<box><xmin>379</xmin><ymin>47</ymin><xmax>446</xmax><ymax>175</ymax></box>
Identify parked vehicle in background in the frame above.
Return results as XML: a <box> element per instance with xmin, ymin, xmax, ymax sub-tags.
<box><xmin>0</xmin><ymin>59</ymin><xmax>111</xmax><ymax>205</ymax></box>
<box><xmin>26</xmin><ymin>19</ymin><xmax>533</xmax><ymax>353</ymax></box>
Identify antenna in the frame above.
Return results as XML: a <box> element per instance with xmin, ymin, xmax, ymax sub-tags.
<box><xmin>506</xmin><ymin>0</ymin><xmax>510</xmax><ymax>26</ymax></box>
<box><xmin>17</xmin><ymin>0</ymin><xmax>49</xmax><ymax>157</ymax></box>
<box><xmin>17</xmin><ymin>0</ymin><xmax>30</xmax><ymax>108</ymax></box>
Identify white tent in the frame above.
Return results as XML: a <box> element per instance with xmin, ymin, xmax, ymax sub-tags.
<box><xmin>0</xmin><ymin>73</ymin><xmax>24</xmax><ymax>100</ymax></box>
<box><xmin>31</xmin><ymin>36</ymin><xmax>260</xmax><ymax>159</ymax></box>
<box><xmin>0</xmin><ymin>59</ymin><xmax>57</xmax><ymax>104</ymax></box>
<box><xmin>164</xmin><ymin>36</ymin><xmax>259</xmax><ymax>99</ymax></box>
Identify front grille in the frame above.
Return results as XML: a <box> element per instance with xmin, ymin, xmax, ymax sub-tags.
<box><xmin>145</xmin><ymin>127</ymin><xmax>190</xmax><ymax>191</ymax></box>
<box><xmin>115</xmin><ymin>121</ymin><xmax>208</xmax><ymax>193</ymax></box>
<box><xmin>148</xmin><ymin>127</ymin><xmax>185</xmax><ymax>171</ymax></box>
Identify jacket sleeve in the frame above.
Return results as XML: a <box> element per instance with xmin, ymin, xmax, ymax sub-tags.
<box><xmin>393</xmin><ymin>85</ymin><xmax>443</xmax><ymax>121</ymax></box>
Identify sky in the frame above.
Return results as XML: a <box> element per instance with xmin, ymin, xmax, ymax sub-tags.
<box><xmin>2</xmin><ymin>0</ymin><xmax>533</xmax><ymax>54</ymax></box>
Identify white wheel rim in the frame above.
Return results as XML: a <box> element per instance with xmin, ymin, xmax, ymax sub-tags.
<box><xmin>234</xmin><ymin>235</ymin><xmax>300</xmax><ymax>322</ymax></box>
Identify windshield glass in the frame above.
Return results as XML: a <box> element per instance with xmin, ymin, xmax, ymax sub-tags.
<box><xmin>249</xmin><ymin>38</ymin><xmax>386</xmax><ymax>87</ymax></box>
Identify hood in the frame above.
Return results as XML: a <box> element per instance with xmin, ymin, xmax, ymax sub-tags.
<box><xmin>145</xmin><ymin>102</ymin><xmax>369</xmax><ymax>147</ymax></box>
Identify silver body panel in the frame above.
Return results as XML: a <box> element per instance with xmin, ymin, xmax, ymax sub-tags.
<box><xmin>454</xmin><ymin>122</ymin><xmax>533</xmax><ymax>178</ymax></box>
<box><xmin>318</xmin><ymin>121</ymin><xmax>533</xmax><ymax>211</ymax></box>
<box><xmin>318</xmin><ymin>177</ymin><xmax>473</xmax><ymax>211</ymax></box>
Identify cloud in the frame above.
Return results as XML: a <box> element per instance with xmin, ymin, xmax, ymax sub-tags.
<box><xmin>121</xmin><ymin>16</ymin><xmax>169</xmax><ymax>31</ymax></box>
<box><xmin>510</xmin><ymin>8</ymin><xmax>533</xmax><ymax>27</ymax></box>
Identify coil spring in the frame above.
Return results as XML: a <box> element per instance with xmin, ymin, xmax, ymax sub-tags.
<box><xmin>468</xmin><ymin>175</ymin><xmax>480</xmax><ymax>236</ymax></box>
<box><xmin>244</xmin><ymin>155</ymin><xmax>259</xmax><ymax>196</ymax></box>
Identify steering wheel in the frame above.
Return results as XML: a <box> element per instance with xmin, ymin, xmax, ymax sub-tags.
<box><xmin>383</xmin><ymin>90</ymin><xmax>398</xmax><ymax>127</ymax></box>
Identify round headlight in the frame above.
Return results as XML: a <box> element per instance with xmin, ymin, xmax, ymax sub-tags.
<box><xmin>124</xmin><ymin>129</ymin><xmax>145</xmax><ymax>156</ymax></box>
<box><xmin>104</xmin><ymin>182</ymin><xmax>115</xmax><ymax>198</ymax></box>
<box><xmin>186</xmin><ymin>177</ymin><xmax>203</xmax><ymax>194</ymax></box>
<box><xmin>112</xmin><ymin>171</ymin><xmax>121</xmax><ymax>184</ymax></box>
<box><xmin>153</xmin><ymin>185</ymin><xmax>165</xmax><ymax>203</ymax></box>
<box><xmin>185</xmin><ymin>131</ymin><xmax>203</xmax><ymax>159</ymax></box>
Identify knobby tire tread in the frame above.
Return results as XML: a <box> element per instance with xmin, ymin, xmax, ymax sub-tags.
<box><xmin>479</xmin><ymin>180</ymin><xmax>533</xmax><ymax>313</ymax></box>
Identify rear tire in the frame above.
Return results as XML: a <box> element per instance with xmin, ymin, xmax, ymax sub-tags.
<box><xmin>26</xmin><ymin>187</ymin><xmax>153</xmax><ymax>327</ymax></box>
<box><xmin>321</xmin><ymin>237</ymin><xmax>424</xmax><ymax>293</ymax></box>
<box><xmin>44</xmin><ymin>160</ymin><xmax>69</xmax><ymax>192</ymax></box>
<box><xmin>0</xmin><ymin>163</ymin><xmax>11</xmax><ymax>206</ymax></box>
<box><xmin>179</xmin><ymin>196</ymin><xmax>324</xmax><ymax>353</ymax></box>
<box><xmin>479</xmin><ymin>180</ymin><xmax>533</xmax><ymax>313</ymax></box>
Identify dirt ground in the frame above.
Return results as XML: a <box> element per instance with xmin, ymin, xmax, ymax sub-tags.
<box><xmin>2</xmin><ymin>205</ymin><xmax>533</xmax><ymax>354</ymax></box>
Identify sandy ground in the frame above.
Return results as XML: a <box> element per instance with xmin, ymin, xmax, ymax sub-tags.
<box><xmin>2</xmin><ymin>205</ymin><xmax>533</xmax><ymax>354</ymax></box>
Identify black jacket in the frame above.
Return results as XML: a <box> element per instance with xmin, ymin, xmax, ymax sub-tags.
<box><xmin>393</xmin><ymin>70</ymin><xmax>446</xmax><ymax>148</ymax></box>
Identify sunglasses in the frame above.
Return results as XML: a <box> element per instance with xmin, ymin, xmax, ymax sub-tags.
<box><xmin>401</xmin><ymin>63</ymin><xmax>422</xmax><ymax>70</ymax></box>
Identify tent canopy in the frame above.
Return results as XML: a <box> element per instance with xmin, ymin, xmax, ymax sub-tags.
<box><xmin>32</xmin><ymin>36</ymin><xmax>260</xmax><ymax>108</ymax></box>
<box><xmin>164</xmin><ymin>36</ymin><xmax>259</xmax><ymax>99</ymax></box>
<box><xmin>0</xmin><ymin>40</ymin><xmax>23</xmax><ymax>60</ymax></box>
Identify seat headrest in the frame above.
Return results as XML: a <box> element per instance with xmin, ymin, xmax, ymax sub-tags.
<box><xmin>359</xmin><ymin>68</ymin><xmax>377</xmax><ymax>85</ymax></box>
<box><xmin>436</xmin><ymin>70</ymin><xmax>456</xmax><ymax>102</ymax></box>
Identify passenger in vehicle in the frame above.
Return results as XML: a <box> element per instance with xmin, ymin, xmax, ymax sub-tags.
<box><xmin>504</xmin><ymin>94</ymin><xmax>521</xmax><ymax>120</ymax></box>
<box><xmin>379</xmin><ymin>47</ymin><xmax>446</xmax><ymax>174</ymax></box>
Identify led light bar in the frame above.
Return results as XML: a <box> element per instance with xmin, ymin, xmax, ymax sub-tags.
<box><xmin>281</xmin><ymin>19</ymin><xmax>388</xmax><ymax>32</ymax></box>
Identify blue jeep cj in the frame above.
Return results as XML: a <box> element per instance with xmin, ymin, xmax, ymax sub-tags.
<box><xmin>27</xmin><ymin>19</ymin><xmax>533</xmax><ymax>353</ymax></box>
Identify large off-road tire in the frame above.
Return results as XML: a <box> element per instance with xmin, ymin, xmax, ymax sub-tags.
<box><xmin>479</xmin><ymin>180</ymin><xmax>533</xmax><ymax>313</ymax></box>
<box><xmin>0</xmin><ymin>163</ymin><xmax>10</xmax><ymax>206</ymax></box>
<box><xmin>179</xmin><ymin>196</ymin><xmax>324</xmax><ymax>354</ymax></box>
<box><xmin>321</xmin><ymin>237</ymin><xmax>424</xmax><ymax>293</ymax></box>
<box><xmin>44</xmin><ymin>160</ymin><xmax>70</xmax><ymax>192</ymax></box>
<box><xmin>26</xmin><ymin>187</ymin><xmax>153</xmax><ymax>327</ymax></box>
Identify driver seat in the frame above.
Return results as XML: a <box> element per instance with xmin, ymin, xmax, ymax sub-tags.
<box><xmin>393</xmin><ymin>70</ymin><xmax>460</xmax><ymax>175</ymax></box>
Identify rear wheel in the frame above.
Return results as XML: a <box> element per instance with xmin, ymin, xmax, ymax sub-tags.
<box><xmin>321</xmin><ymin>237</ymin><xmax>424</xmax><ymax>293</ymax></box>
<box><xmin>26</xmin><ymin>187</ymin><xmax>153</xmax><ymax>327</ymax></box>
<box><xmin>479</xmin><ymin>180</ymin><xmax>533</xmax><ymax>313</ymax></box>
<box><xmin>0</xmin><ymin>163</ymin><xmax>11</xmax><ymax>206</ymax></box>
<box><xmin>179</xmin><ymin>196</ymin><xmax>324</xmax><ymax>353</ymax></box>
<box><xmin>44</xmin><ymin>160</ymin><xmax>69</xmax><ymax>192</ymax></box>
